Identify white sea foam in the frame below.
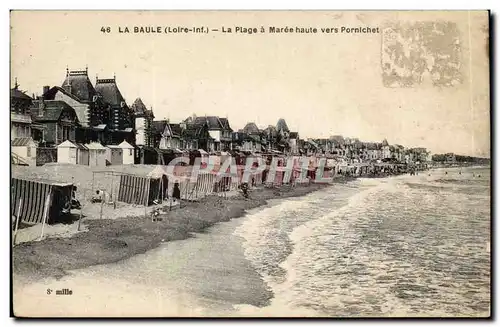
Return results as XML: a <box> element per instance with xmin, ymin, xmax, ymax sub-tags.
<box><xmin>235</xmin><ymin>168</ymin><xmax>490</xmax><ymax>317</ymax></box>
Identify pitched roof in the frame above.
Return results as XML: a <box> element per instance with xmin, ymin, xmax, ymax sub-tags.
<box><xmin>169</xmin><ymin>123</ymin><xmax>182</xmax><ymax>136</ymax></box>
<box><xmin>183</xmin><ymin>123</ymin><xmax>207</xmax><ymax>138</ymax></box>
<box><xmin>131</xmin><ymin>98</ymin><xmax>153</xmax><ymax>117</ymax></box>
<box><xmin>86</xmin><ymin>142</ymin><xmax>106</xmax><ymax>150</ymax></box>
<box><xmin>276</xmin><ymin>118</ymin><xmax>290</xmax><ymax>133</ymax></box>
<box><xmin>152</xmin><ymin>120</ymin><xmax>168</xmax><ymax>135</ymax></box>
<box><xmin>131</xmin><ymin>98</ymin><xmax>147</xmax><ymax>115</ymax></box>
<box><xmin>307</xmin><ymin>139</ymin><xmax>319</xmax><ymax>148</ymax></box>
<box><xmin>219</xmin><ymin>118</ymin><xmax>232</xmax><ymax>131</ymax></box>
<box><xmin>11</xmin><ymin>88</ymin><xmax>32</xmax><ymax>101</ymax></box>
<box><xmin>30</xmin><ymin>100</ymin><xmax>79</xmax><ymax>122</ymax></box>
<box><xmin>57</xmin><ymin>140</ymin><xmax>77</xmax><ymax>148</ymax></box>
<box><xmin>193</xmin><ymin>116</ymin><xmax>223</xmax><ymax>130</ymax></box>
<box><xmin>76</xmin><ymin>143</ymin><xmax>88</xmax><ymax>150</ymax></box>
<box><xmin>243</xmin><ymin>122</ymin><xmax>260</xmax><ymax>135</ymax></box>
<box><xmin>12</xmin><ymin>137</ymin><xmax>35</xmax><ymax>146</ymax></box>
<box><xmin>95</xmin><ymin>77</ymin><xmax>126</xmax><ymax>107</ymax></box>
<box><xmin>118</xmin><ymin>140</ymin><xmax>134</xmax><ymax>149</ymax></box>
<box><xmin>42</xmin><ymin>86</ymin><xmax>84</xmax><ymax>104</ymax></box>
<box><xmin>61</xmin><ymin>69</ymin><xmax>97</xmax><ymax>102</ymax></box>
<box><xmin>264</xmin><ymin>125</ymin><xmax>277</xmax><ymax>137</ymax></box>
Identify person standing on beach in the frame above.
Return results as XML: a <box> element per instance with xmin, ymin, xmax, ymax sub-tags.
<box><xmin>173</xmin><ymin>182</ymin><xmax>181</xmax><ymax>200</ymax></box>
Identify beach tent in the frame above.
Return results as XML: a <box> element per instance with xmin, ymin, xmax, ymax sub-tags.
<box><xmin>87</xmin><ymin>142</ymin><xmax>107</xmax><ymax>167</ymax></box>
<box><xmin>147</xmin><ymin>166</ymin><xmax>170</xmax><ymax>202</ymax></box>
<box><xmin>119</xmin><ymin>140</ymin><xmax>135</xmax><ymax>164</ymax></box>
<box><xmin>117</xmin><ymin>166</ymin><xmax>172</xmax><ymax>206</ymax></box>
<box><xmin>11</xmin><ymin>177</ymin><xmax>74</xmax><ymax>225</ymax></box>
<box><xmin>57</xmin><ymin>140</ymin><xmax>78</xmax><ymax>164</ymax></box>
<box><xmin>117</xmin><ymin>173</ymin><xmax>160</xmax><ymax>206</ymax></box>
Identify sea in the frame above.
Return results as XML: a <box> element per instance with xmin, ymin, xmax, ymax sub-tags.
<box><xmin>13</xmin><ymin>166</ymin><xmax>491</xmax><ymax>317</ymax></box>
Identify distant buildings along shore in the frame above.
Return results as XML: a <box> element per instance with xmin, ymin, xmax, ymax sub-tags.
<box><xmin>11</xmin><ymin>66</ymin><xmax>486</xmax><ymax>167</ymax></box>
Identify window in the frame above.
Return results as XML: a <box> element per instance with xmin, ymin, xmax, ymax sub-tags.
<box><xmin>27</xmin><ymin>146</ymin><xmax>31</xmax><ymax>157</ymax></box>
<box><xmin>129</xmin><ymin>149</ymin><xmax>133</xmax><ymax>156</ymax></box>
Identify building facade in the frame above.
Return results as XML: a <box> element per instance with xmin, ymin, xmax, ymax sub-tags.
<box><xmin>131</xmin><ymin>98</ymin><xmax>154</xmax><ymax>147</ymax></box>
<box><xmin>10</xmin><ymin>81</ymin><xmax>33</xmax><ymax>140</ymax></box>
<box><xmin>30</xmin><ymin>100</ymin><xmax>80</xmax><ymax>145</ymax></box>
<box><xmin>95</xmin><ymin>75</ymin><xmax>135</xmax><ymax>144</ymax></box>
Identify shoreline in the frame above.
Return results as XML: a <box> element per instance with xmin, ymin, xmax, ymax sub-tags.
<box><xmin>14</xmin><ymin>164</ymin><xmax>476</xmax><ymax>285</ymax></box>
<box><xmin>13</xmin><ymin>180</ymin><xmax>344</xmax><ymax>284</ymax></box>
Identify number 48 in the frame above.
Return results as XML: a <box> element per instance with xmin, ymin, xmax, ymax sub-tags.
<box><xmin>101</xmin><ymin>27</ymin><xmax>111</xmax><ymax>33</ymax></box>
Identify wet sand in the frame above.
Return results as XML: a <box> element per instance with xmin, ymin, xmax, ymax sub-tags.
<box><xmin>13</xmin><ymin>216</ymin><xmax>275</xmax><ymax>317</ymax></box>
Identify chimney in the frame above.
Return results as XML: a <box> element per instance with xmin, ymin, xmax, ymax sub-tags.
<box><xmin>38</xmin><ymin>99</ymin><xmax>46</xmax><ymax>117</ymax></box>
<box><xmin>43</xmin><ymin>85</ymin><xmax>50</xmax><ymax>96</ymax></box>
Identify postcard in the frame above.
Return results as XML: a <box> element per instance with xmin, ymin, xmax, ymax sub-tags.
<box><xmin>10</xmin><ymin>10</ymin><xmax>490</xmax><ymax>318</ymax></box>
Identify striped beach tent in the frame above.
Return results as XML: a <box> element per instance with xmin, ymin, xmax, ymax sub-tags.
<box><xmin>117</xmin><ymin>174</ymin><xmax>160</xmax><ymax>206</ymax></box>
<box><xmin>11</xmin><ymin>177</ymin><xmax>74</xmax><ymax>225</ymax></box>
<box><xmin>194</xmin><ymin>172</ymin><xmax>216</xmax><ymax>197</ymax></box>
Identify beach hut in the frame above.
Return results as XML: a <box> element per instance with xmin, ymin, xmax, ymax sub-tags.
<box><xmin>106</xmin><ymin>145</ymin><xmax>123</xmax><ymax>165</ymax></box>
<box><xmin>87</xmin><ymin>142</ymin><xmax>107</xmax><ymax>167</ymax></box>
<box><xmin>11</xmin><ymin>137</ymin><xmax>37</xmax><ymax>166</ymax></box>
<box><xmin>57</xmin><ymin>140</ymin><xmax>77</xmax><ymax>164</ymax></box>
<box><xmin>11</xmin><ymin>177</ymin><xmax>74</xmax><ymax>225</ymax></box>
<box><xmin>119</xmin><ymin>140</ymin><xmax>135</xmax><ymax>165</ymax></box>
<box><xmin>76</xmin><ymin>143</ymin><xmax>89</xmax><ymax>165</ymax></box>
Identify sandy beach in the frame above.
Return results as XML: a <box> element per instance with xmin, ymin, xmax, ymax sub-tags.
<box><xmin>12</xmin><ymin>168</ymin><xmax>334</xmax><ymax>284</ymax></box>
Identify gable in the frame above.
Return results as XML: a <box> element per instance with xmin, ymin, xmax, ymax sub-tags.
<box><xmin>162</xmin><ymin>123</ymin><xmax>173</xmax><ymax>137</ymax></box>
<box><xmin>60</xmin><ymin>106</ymin><xmax>79</xmax><ymax>123</ymax></box>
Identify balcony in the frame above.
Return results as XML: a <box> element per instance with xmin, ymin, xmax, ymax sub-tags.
<box><xmin>11</xmin><ymin>113</ymin><xmax>32</xmax><ymax>124</ymax></box>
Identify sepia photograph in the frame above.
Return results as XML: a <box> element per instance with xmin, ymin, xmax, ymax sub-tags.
<box><xmin>9</xmin><ymin>10</ymin><xmax>491</xmax><ymax>318</ymax></box>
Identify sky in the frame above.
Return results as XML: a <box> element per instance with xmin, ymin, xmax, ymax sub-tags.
<box><xmin>10</xmin><ymin>11</ymin><xmax>490</xmax><ymax>157</ymax></box>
